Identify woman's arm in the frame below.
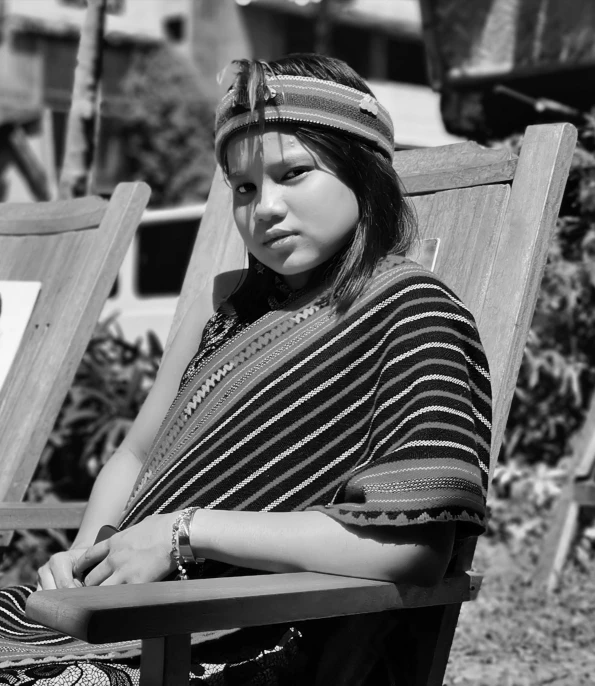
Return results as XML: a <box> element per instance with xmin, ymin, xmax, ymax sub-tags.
<box><xmin>72</xmin><ymin>296</ymin><xmax>213</xmax><ymax>547</ymax></box>
<box><xmin>76</xmin><ymin>508</ymin><xmax>455</xmax><ymax>587</ymax></box>
<box><xmin>192</xmin><ymin>509</ymin><xmax>455</xmax><ymax>585</ymax></box>
<box><xmin>70</xmin><ymin>446</ymin><xmax>143</xmax><ymax>548</ymax></box>
<box><xmin>38</xmin><ymin>292</ymin><xmax>216</xmax><ymax>589</ymax></box>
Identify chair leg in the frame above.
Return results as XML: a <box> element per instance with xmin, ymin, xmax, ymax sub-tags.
<box><xmin>139</xmin><ymin>634</ymin><xmax>191</xmax><ymax>686</ymax></box>
<box><xmin>408</xmin><ymin>603</ymin><xmax>462</xmax><ymax>686</ymax></box>
<box><xmin>534</xmin><ymin>489</ymin><xmax>580</xmax><ymax>593</ymax></box>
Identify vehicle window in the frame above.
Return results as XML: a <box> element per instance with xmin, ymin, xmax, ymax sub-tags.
<box><xmin>136</xmin><ymin>219</ymin><xmax>201</xmax><ymax>296</ymax></box>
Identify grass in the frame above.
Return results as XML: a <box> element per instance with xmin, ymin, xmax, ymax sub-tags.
<box><xmin>446</xmin><ymin>520</ymin><xmax>595</xmax><ymax>685</ymax></box>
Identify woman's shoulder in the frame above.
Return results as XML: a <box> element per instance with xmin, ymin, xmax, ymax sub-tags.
<box><xmin>369</xmin><ymin>254</ymin><xmax>465</xmax><ymax>309</ymax></box>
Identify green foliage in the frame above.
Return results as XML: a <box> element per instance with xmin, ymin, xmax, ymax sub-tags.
<box><xmin>502</xmin><ymin>115</ymin><xmax>595</xmax><ymax>466</ymax></box>
<box><xmin>119</xmin><ymin>46</ymin><xmax>216</xmax><ymax>207</ymax></box>
<box><xmin>38</xmin><ymin>317</ymin><xmax>162</xmax><ymax>501</ymax></box>
<box><xmin>0</xmin><ymin>320</ymin><xmax>162</xmax><ymax>587</ymax></box>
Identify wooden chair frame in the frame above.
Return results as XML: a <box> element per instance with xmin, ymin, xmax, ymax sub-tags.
<box><xmin>0</xmin><ymin>124</ymin><xmax>576</xmax><ymax>685</ymax></box>
<box><xmin>0</xmin><ymin>182</ymin><xmax>150</xmax><ymax>547</ymax></box>
<box><xmin>535</xmin><ymin>391</ymin><xmax>595</xmax><ymax>592</ymax></box>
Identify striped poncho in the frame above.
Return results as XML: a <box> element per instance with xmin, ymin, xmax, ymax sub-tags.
<box><xmin>121</xmin><ymin>255</ymin><xmax>490</xmax><ymax>540</ymax></box>
<box><xmin>0</xmin><ymin>255</ymin><xmax>491</xmax><ymax>678</ymax></box>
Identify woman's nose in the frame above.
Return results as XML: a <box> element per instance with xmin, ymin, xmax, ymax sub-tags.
<box><xmin>254</xmin><ymin>183</ymin><xmax>287</xmax><ymax>222</ymax></box>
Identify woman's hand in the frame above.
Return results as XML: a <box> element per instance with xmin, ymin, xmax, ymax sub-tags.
<box><xmin>37</xmin><ymin>548</ymin><xmax>89</xmax><ymax>590</ymax></box>
<box><xmin>73</xmin><ymin>513</ymin><xmax>178</xmax><ymax>586</ymax></box>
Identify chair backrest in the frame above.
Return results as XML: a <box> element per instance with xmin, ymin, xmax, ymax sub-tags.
<box><xmin>168</xmin><ymin>124</ymin><xmax>576</xmax><ymax>489</ymax></box>
<box><xmin>1</xmin><ymin>125</ymin><xmax>575</xmax><ymax>544</ymax></box>
<box><xmin>0</xmin><ymin>182</ymin><xmax>150</xmax><ymax>545</ymax></box>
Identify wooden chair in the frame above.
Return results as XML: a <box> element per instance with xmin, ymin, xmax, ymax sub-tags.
<box><xmin>3</xmin><ymin>123</ymin><xmax>576</xmax><ymax>685</ymax></box>
<box><xmin>0</xmin><ymin>182</ymin><xmax>150</xmax><ymax>549</ymax></box>
<box><xmin>535</xmin><ymin>391</ymin><xmax>595</xmax><ymax>593</ymax></box>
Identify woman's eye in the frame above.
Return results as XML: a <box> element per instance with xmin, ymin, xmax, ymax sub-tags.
<box><xmin>236</xmin><ymin>183</ymin><xmax>255</xmax><ymax>195</ymax></box>
<box><xmin>284</xmin><ymin>168</ymin><xmax>309</xmax><ymax>181</ymax></box>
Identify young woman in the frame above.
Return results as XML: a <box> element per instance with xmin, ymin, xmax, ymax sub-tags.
<box><xmin>0</xmin><ymin>54</ymin><xmax>491</xmax><ymax>685</ymax></box>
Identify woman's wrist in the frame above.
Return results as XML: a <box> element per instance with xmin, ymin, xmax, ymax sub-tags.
<box><xmin>188</xmin><ymin>507</ymin><xmax>214</xmax><ymax>562</ymax></box>
<box><xmin>170</xmin><ymin>507</ymin><xmax>205</xmax><ymax>579</ymax></box>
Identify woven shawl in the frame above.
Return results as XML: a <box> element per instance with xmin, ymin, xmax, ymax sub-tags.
<box><xmin>120</xmin><ymin>257</ymin><xmax>491</xmax><ymax>539</ymax></box>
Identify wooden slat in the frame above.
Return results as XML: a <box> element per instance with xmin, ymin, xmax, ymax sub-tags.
<box><xmin>165</xmin><ymin>167</ymin><xmax>244</xmax><ymax>353</ymax></box>
<box><xmin>140</xmin><ymin>636</ymin><xmax>190</xmax><ymax>686</ymax></box>
<box><xmin>396</xmin><ymin>140</ymin><xmax>517</xmax><ymax>195</ymax></box>
<box><xmin>409</xmin><ymin>604</ymin><xmax>463</xmax><ymax>686</ymax></box>
<box><xmin>534</xmin><ymin>496</ymin><xmax>581</xmax><ymax>593</ymax></box>
<box><xmin>26</xmin><ymin>571</ymin><xmax>482</xmax><ymax>644</ymax></box>
<box><xmin>574</xmin><ymin>395</ymin><xmax>595</xmax><ymax>479</ymax></box>
<box><xmin>0</xmin><ymin>195</ymin><xmax>108</xmax><ymax>234</ymax></box>
<box><xmin>400</xmin><ymin>158</ymin><xmax>517</xmax><ymax>196</ymax></box>
<box><xmin>394</xmin><ymin>140</ymin><xmax>516</xmax><ymax>175</ymax></box>
<box><xmin>411</xmin><ymin>184</ymin><xmax>510</xmax><ymax>329</ymax></box>
<box><xmin>477</xmin><ymin>124</ymin><xmax>577</xmax><ymax>477</ymax></box>
<box><xmin>535</xmin><ymin>393</ymin><xmax>595</xmax><ymax>591</ymax></box>
<box><xmin>0</xmin><ymin>503</ymin><xmax>86</xmax><ymax>530</ymax></box>
<box><xmin>0</xmin><ymin>182</ymin><xmax>150</xmax><ymax>546</ymax></box>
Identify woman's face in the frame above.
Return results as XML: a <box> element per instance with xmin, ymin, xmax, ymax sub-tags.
<box><xmin>226</xmin><ymin>128</ymin><xmax>359</xmax><ymax>289</ymax></box>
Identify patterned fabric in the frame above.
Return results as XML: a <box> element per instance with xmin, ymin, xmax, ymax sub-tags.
<box><xmin>0</xmin><ymin>255</ymin><xmax>491</xmax><ymax>683</ymax></box>
<box><xmin>121</xmin><ymin>256</ymin><xmax>490</xmax><ymax>540</ymax></box>
<box><xmin>214</xmin><ymin>74</ymin><xmax>395</xmax><ymax>163</ymax></box>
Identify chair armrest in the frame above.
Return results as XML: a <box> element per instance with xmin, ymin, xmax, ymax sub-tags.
<box><xmin>26</xmin><ymin>571</ymin><xmax>482</xmax><ymax>644</ymax></box>
<box><xmin>0</xmin><ymin>502</ymin><xmax>86</xmax><ymax>530</ymax></box>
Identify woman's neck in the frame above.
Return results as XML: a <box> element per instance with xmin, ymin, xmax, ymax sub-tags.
<box><xmin>283</xmin><ymin>270</ymin><xmax>313</xmax><ymax>291</ymax></box>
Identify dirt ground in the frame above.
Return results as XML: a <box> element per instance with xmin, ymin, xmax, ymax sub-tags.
<box><xmin>444</xmin><ymin>535</ymin><xmax>595</xmax><ymax>686</ymax></box>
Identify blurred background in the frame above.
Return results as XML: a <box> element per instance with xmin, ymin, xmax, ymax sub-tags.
<box><xmin>1</xmin><ymin>2</ymin><xmax>595</xmax><ymax>684</ymax></box>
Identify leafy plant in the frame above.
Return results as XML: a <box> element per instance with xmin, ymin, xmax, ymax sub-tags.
<box><xmin>37</xmin><ymin>317</ymin><xmax>162</xmax><ymax>500</ymax></box>
<box><xmin>501</xmin><ymin>113</ymin><xmax>595</xmax><ymax>467</ymax></box>
<box><xmin>0</xmin><ymin>319</ymin><xmax>162</xmax><ymax>587</ymax></box>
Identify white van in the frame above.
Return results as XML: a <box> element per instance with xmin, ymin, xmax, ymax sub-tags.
<box><xmin>101</xmin><ymin>203</ymin><xmax>206</xmax><ymax>346</ymax></box>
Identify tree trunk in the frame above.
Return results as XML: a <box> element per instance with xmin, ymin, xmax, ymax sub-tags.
<box><xmin>58</xmin><ymin>0</ymin><xmax>107</xmax><ymax>199</ymax></box>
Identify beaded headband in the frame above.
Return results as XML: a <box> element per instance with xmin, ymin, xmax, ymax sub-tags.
<box><xmin>214</xmin><ymin>74</ymin><xmax>395</xmax><ymax>163</ymax></box>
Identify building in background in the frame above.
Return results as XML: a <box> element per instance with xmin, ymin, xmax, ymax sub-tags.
<box><xmin>419</xmin><ymin>0</ymin><xmax>595</xmax><ymax>139</ymax></box>
<box><xmin>168</xmin><ymin>0</ymin><xmax>461</xmax><ymax>149</ymax></box>
<box><xmin>0</xmin><ymin>0</ymin><xmax>176</xmax><ymax>202</ymax></box>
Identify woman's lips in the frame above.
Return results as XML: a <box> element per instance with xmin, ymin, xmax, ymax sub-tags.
<box><xmin>262</xmin><ymin>231</ymin><xmax>298</xmax><ymax>248</ymax></box>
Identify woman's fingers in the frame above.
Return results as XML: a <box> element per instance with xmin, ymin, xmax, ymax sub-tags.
<box><xmin>40</xmin><ymin>553</ymin><xmax>76</xmax><ymax>590</ymax></box>
<box><xmin>72</xmin><ymin>541</ymin><xmax>110</xmax><ymax>580</ymax></box>
<box><xmin>35</xmin><ymin>547</ymin><xmax>90</xmax><ymax>591</ymax></box>
<box><xmin>81</xmin><ymin>558</ymin><xmax>116</xmax><ymax>587</ymax></box>
<box><xmin>36</xmin><ymin>565</ymin><xmax>57</xmax><ymax>591</ymax></box>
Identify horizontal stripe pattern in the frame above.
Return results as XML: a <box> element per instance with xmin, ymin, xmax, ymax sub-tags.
<box><xmin>215</xmin><ymin>74</ymin><xmax>395</xmax><ymax>161</ymax></box>
<box><xmin>121</xmin><ymin>258</ymin><xmax>491</xmax><ymax>547</ymax></box>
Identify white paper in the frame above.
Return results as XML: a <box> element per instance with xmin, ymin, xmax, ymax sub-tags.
<box><xmin>0</xmin><ymin>281</ymin><xmax>42</xmax><ymax>393</ymax></box>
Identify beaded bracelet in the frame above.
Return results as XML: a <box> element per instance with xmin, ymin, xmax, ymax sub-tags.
<box><xmin>171</xmin><ymin>507</ymin><xmax>203</xmax><ymax>580</ymax></box>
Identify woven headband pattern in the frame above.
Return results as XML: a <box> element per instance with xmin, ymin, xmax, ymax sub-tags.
<box><xmin>214</xmin><ymin>75</ymin><xmax>395</xmax><ymax>162</ymax></box>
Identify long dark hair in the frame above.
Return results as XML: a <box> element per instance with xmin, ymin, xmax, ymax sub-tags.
<box><xmin>221</xmin><ymin>53</ymin><xmax>417</xmax><ymax>315</ymax></box>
